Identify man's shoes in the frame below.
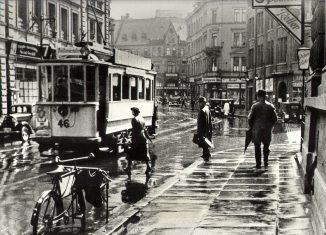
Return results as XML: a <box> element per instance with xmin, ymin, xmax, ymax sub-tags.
<box><xmin>255</xmin><ymin>165</ymin><xmax>261</xmax><ymax>169</ymax></box>
<box><xmin>201</xmin><ymin>155</ymin><xmax>210</xmax><ymax>162</ymax></box>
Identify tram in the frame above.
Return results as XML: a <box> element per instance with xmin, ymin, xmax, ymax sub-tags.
<box><xmin>32</xmin><ymin>44</ymin><xmax>156</xmax><ymax>154</ymax></box>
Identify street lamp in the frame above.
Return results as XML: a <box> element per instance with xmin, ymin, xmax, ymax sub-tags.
<box><xmin>297</xmin><ymin>47</ymin><xmax>311</xmax><ymax>152</ymax></box>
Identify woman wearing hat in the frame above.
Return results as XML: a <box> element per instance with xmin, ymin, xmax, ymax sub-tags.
<box><xmin>124</xmin><ymin>107</ymin><xmax>152</xmax><ymax>176</ymax></box>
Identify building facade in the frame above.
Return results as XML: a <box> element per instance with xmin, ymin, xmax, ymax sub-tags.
<box><xmin>113</xmin><ymin>13</ymin><xmax>188</xmax><ymax>101</ymax></box>
<box><xmin>303</xmin><ymin>1</ymin><xmax>326</xmax><ymax>234</ymax></box>
<box><xmin>0</xmin><ymin>0</ymin><xmax>113</xmax><ymax>115</ymax></box>
<box><xmin>246</xmin><ymin>4</ymin><xmax>308</xmax><ymax>110</ymax></box>
<box><xmin>186</xmin><ymin>0</ymin><xmax>247</xmax><ymax>106</ymax></box>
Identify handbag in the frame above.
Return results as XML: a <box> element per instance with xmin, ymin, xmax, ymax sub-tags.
<box><xmin>192</xmin><ymin>133</ymin><xmax>200</xmax><ymax>145</ymax></box>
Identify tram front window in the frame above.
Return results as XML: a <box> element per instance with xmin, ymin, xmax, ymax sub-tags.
<box><xmin>54</xmin><ymin>66</ymin><xmax>68</xmax><ymax>102</ymax></box>
<box><xmin>70</xmin><ymin>65</ymin><xmax>84</xmax><ymax>102</ymax></box>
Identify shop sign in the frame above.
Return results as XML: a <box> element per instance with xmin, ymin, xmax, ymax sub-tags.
<box><xmin>252</xmin><ymin>0</ymin><xmax>301</xmax><ymax>7</ymax></box>
<box><xmin>292</xmin><ymin>82</ymin><xmax>303</xmax><ymax>87</ymax></box>
<box><xmin>165</xmin><ymin>73</ymin><xmax>178</xmax><ymax>77</ymax></box>
<box><xmin>202</xmin><ymin>77</ymin><xmax>221</xmax><ymax>82</ymax></box>
<box><xmin>16</xmin><ymin>42</ymin><xmax>40</xmax><ymax>58</ymax></box>
<box><xmin>227</xmin><ymin>84</ymin><xmax>240</xmax><ymax>89</ymax></box>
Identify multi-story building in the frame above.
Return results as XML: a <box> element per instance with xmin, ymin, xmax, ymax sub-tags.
<box><xmin>303</xmin><ymin>1</ymin><xmax>326</xmax><ymax>234</ymax></box>
<box><xmin>0</xmin><ymin>0</ymin><xmax>113</xmax><ymax>115</ymax></box>
<box><xmin>246</xmin><ymin>4</ymin><xmax>309</xmax><ymax>110</ymax></box>
<box><xmin>186</xmin><ymin>0</ymin><xmax>247</xmax><ymax>106</ymax></box>
<box><xmin>113</xmin><ymin>12</ymin><xmax>188</xmax><ymax>100</ymax></box>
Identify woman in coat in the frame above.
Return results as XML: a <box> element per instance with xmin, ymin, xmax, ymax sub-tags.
<box><xmin>124</xmin><ymin>107</ymin><xmax>152</xmax><ymax>176</ymax></box>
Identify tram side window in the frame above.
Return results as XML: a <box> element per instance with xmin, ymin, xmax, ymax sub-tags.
<box><xmin>146</xmin><ymin>79</ymin><xmax>151</xmax><ymax>100</ymax></box>
<box><xmin>112</xmin><ymin>74</ymin><xmax>121</xmax><ymax>101</ymax></box>
<box><xmin>130</xmin><ymin>77</ymin><xmax>138</xmax><ymax>100</ymax></box>
<box><xmin>139</xmin><ymin>78</ymin><xmax>145</xmax><ymax>99</ymax></box>
<box><xmin>122</xmin><ymin>74</ymin><xmax>129</xmax><ymax>99</ymax></box>
<box><xmin>54</xmin><ymin>66</ymin><xmax>68</xmax><ymax>102</ymax></box>
<box><xmin>70</xmin><ymin>65</ymin><xmax>84</xmax><ymax>102</ymax></box>
<box><xmin>86</xmin><ymin>66</ymin><xmax>96</xmax><ymax>101</ymax></box>
<box><xmin>39</xmin><ymin>66</ymin><xmax>52</xmax><ymax>101</ymax></box>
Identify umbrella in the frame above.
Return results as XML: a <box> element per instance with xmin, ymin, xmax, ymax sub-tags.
<box><xmin>244</xmin><ymin>128</ymin><xmax>252</xmax><ymax>153</ymax></box>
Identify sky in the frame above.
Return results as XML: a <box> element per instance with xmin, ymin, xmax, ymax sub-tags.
<box><xmin>110</xmin><ymin>0</ymin><xmax>197</xmax><ymax>20</ymax></box>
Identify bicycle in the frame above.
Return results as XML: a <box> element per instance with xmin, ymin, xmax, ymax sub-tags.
<box><xmin>30</xmin><ymin>154</ymin><xmax>111</xmax><ymax>235</ymax></box>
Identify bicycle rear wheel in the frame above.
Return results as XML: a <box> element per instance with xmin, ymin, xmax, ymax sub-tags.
<box><xmin>32</xmin><ymin>191</ymin><xmax>62</xmax><ymax>235</ymax></box>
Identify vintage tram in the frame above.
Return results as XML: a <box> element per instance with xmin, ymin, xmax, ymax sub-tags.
<box><xmin>32</xmin><ymin>44</ymin><xmax>156</xmax><ymax>154</ymax></box>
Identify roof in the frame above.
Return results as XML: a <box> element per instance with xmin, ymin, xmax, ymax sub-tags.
<box><xmin>114</xmin><ymin>17</ymin><xmax>187</xmax><ymax>45</ymax></box>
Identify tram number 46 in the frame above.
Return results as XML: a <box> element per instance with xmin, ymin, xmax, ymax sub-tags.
<box><xmin>58</xmin><ymin>119</ymin><xmax>70</xmax><ymax>128</ymax></box>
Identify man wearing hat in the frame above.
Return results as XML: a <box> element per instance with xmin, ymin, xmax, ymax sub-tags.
<box><xmin>197</xmin><ymin>96</ymin><xmax>213</xmax><ymax>161</ymax></box>
<box><xmin>248</xmin><ymin>89</ymin><xmax>278</xmax><ymax>169</ymax></box>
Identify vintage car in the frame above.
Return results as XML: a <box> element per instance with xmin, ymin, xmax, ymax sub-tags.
<box><xmin>0</xmin><ymin>103</ymin><xmax>34</xmax><ymax>144</ymax></box>
<box><xmin>168</xmin><ymin>97</ymin><xmax>181</xmax><ymax>107</ymax></box>
<box><xmin>278</xmin><ymin>102</ymin><xmax>302</xmax><ymax>123</ymax></box>
<box><xmin>209</xmin><ymin>98</ymin><xmax>235</xmax><ymax>117</ymax></box>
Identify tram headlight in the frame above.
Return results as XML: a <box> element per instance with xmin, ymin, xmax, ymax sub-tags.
<box><xmin>80</xmin><ymin>46</ymin><xmax>90</xmax><ymax>58</ymax></box>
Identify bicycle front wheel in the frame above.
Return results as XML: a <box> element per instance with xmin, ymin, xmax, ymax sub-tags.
<box><xmin>32</xmin><ymin>191</ymin><xmax>62</xmax><ymax>235</ymax></box>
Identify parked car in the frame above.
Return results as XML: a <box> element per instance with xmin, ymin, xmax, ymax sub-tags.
<box><xmin>0</xmin><ymin>103</ymin><xmax>34</xmax><ymax>144</ymax></box>
<box><xmin>209</xmin><ymin>99</ymin><xmax>235</xmax><ymax>117</ymax></box>
<box><xmin>278</xmin><ymin>102</ymin><xmax>302</xmax><ymax>123</ymax></box>
<box><xmin>169</xmin><ymin>97</ymin><xmax>181</xmax><ymax>107</ymax></box>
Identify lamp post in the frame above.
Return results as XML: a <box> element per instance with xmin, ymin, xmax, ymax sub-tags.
<box><xmin>297</xmin><ymin>47</ymin><xmax>311</xmax><ymax>152</ymax></box>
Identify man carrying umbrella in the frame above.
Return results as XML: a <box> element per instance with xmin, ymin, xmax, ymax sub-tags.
<box><xmin>248</xmin><ymin>89</ymin><xmax>278</xmax><ymax>169</ymax></box>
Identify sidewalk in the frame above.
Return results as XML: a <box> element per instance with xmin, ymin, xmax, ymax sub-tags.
<box><xmin>95</xmin><ymin>143</ymin><xmax>314</xmax><ymax>235</ymax></box>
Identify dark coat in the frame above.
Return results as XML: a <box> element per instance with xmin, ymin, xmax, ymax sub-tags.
<box><xmin>129</xmin><ymin>115</ymin><xmax>149</xmax><ymax>161</ymax></box>
<box><xmin>248</xmin><ymin>100</ymin><xmax>278</xmax><ymax>144</ymax></box>
<box><xmin>197</xmin><ymin>105</ymin><xmax>213</xmax><ymax>141</ymax></box>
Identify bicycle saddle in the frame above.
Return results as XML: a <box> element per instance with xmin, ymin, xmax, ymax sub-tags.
<box><xmin>47</xmin><ymin>165</ymin><xmax>66</xmax><ymax>175</ymax></box>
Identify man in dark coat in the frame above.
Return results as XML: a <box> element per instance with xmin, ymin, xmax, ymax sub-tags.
<box><xmin>197</xmin><ymin>96</ymin><xmax>213</xmax><ymax>161</ymax></box>
<box><xmin>248</xmin><ymin>89</ymin><xmax>278</xmax><ymax>169</ymax></box>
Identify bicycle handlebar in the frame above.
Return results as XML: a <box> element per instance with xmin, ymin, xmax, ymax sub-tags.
<box><xmin>55</xmin><ymin>153</ymin><xmax>95</xmax><ymax>164</ymax></box>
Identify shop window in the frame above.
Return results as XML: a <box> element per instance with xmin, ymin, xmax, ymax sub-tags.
<box><xmin>122</xmin><ymin>75</ymin><xmax>130</xmax><ymax>99</ymax></box>
<box><xmin>146</xmin><ymin>79</ymin><xmax>151</xmax><ymax>100</ymax></box>
<box><xmin>70</xmin><ymin>65</ymin><xmax>84</xmax><ymax>102</ymax></box>
<box><xmin>138</xmin><ymin>78</ymin><xmax>145</xmax><ymax>99</ymax></box>
<box><xmin>60</xmin><ymin>8</ymin><xmax>68</xmax><ymax>40</ymax></box>
<box><xmin>130</xmin><ymin>77</ymin><xmax>138</xmax><ymax>100</ymax></box>
<box><xmin>16</xmin><ymin>67</ymin><xmax>38</xmax><ymax>103</ymax></box>
<box><xmin>112</xmin><ymin>74</ymin><xmax>121</xmax><ymax>101</ymax></box>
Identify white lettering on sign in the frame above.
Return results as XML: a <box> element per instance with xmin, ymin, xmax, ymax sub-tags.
<box><xmin>268</xmin><ymin>8</ymin><xmax>301</xmax><ymax>43</ymax></box>
<box><xmin>253</xmin><ymin>0</ymin><xmax>301</xmax><ymax>7</ymax></box>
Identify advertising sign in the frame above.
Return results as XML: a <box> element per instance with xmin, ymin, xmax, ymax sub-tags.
<box><xmin>252</xmin><ymin>0</ymin><xmax>301</xmax><ymax>8</ymax></box>
<box><xmin>267</xmin><ymin>8</ymin><xmax>301</xmax><ymax>43</ymax></box>
<box><xmin>16</xmin><ymin>42</ymin><xmax>40</xmax><ymax>58</ymax></box>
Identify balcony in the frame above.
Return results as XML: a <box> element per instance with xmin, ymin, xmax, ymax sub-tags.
<box><xmin>204</xmin><ymin>46</ymin><xmax>222</xmax><ymax>57</ymax></box>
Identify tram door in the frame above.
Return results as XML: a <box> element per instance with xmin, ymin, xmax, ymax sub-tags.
<box><xmin>98</xmin><ymin>65</ymin><xmax>108</xmax><ymax>137</ymax></box>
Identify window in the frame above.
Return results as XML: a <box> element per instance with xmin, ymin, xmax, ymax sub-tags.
<box><xmin>112</xmin><ymin>74</ymin><xmax>121</xmax><ymax>101</ymax></box>
<box><xmin>267</xmin><ymin>40</ymin><xmax>274</xmax><ymax>65</ymax></box>
<box><xmin>241</xmin><ymin>57</ymin><xmax>246</xmax><ymax>71</ymax></box>
<box><xmin>122</xmin><ymin>75</ymin><xmax>130</xmax><ymax>99</ymax></box>
<box><xmin>144</xmin><ymin>48</ymin><xmax>149</xmax><ymax>57</ymax></box>
<box><xmin>158</xmin><ymin>47</ymin><xmax>162</xmax><ymax>56</ymax></box>
<box><xmin>241</xmin><ymin>32</ymin><xmax>246</xmax><ymax>46</ymax></box>
<box><xmin>17</xmin><ymin>0</ymin><xmax>28</xmax><ymax>28</ymax></box>
<box><xmin>180</xmin><ymin>48</ymin><xmax>184</xmax><ymax>56</ymax></box>
<box><xmin>16</xmin><ymin>68</ymin><xmax>37</xmax><ymax>103</ymax></box>
<box><xmin>34</xmin><ymin>0</ymin><xmax>42</xmax><ymax>32</ymax></box>
<box><xmin>233</xmin><ymin>57</ymin><xmax>240</xmax><ymax>71</ymax></box>
<box><xmin>48</xmin><ymin>3</ymin><xmax>56</xmax><ymax>32</ymax></box>
<box><xmin>233</xmin><ymin>32</ymin><xmax>240</xmax><ymax>47</ymax></box>
<box><xmin>172</xmin><ymin>48</ymin><xmax>177</xmax><ymax>56</ymax></box>
<box><xmin>249</xmin><ymin>48</ymin><xmax>254</xmax><ymax>69</ymax></box>
<box><xmin>61</xmin><ymin>8</ymin><xmax>68</xmax><ymax>40</ymax></box>
<box><xmin>277</xmin><ymin>37</ymin><xmax>287</xmax><ymax>63</ymax></box>
<box><xmin>54</xmin><ymin>66</ymin><xmax>68</xmax><ymax>102</ymax></box>
<box><xmin>141</xmin><ymin>33</ymin><xmax>147</xmax><ymax>40</ymax></box>
<box><xmin>70</xmin><ymin>65</ymin><xmax>84</xmax><ymax>101</ymax></box>
<box><xmin>132</xmin><ymin>33</ymin><xmax>137</xmax><ymax>41</ymax></box>
<box><xmin>90</xmin><ymin>19</ymin><xmax>96</xmax><ymax>41</ymax></box>
<box><xmin>212</xmin><ymin>9</ymin><xmax>217</xmax><ymax>24</ymax></box>
<box><xmin>167</xmin><ymin>62</ymin><xmax>176</xmax><ymax>73</ymax></box>
<box><xmin>212</xmin><ymin>34</ymin><xmax>218</xmax><ymax>46</ymax></box>
<box><xmin>256</xmin><ymin>12</ymin><xmax>264</xmax><ymax>34</ymax></box>
<box><xmin>130</xmin><ymin>77</ymin><xmax>138</xmax><ymax>100</ymax></box>
<box><xmin>138</xmin><ymin>78</ymin><xmax>145</xmax><ymax>99</ymax></box>
<box><xmin>72</xmin><ymin>12</ymin><xmax>79</xmax><ymax>42</ymax></box>
<box><xmin>122</xmin><ymin>34</ymin><xmax>127</xmax><ymax>41</ymax></box>
<box><xmin>97</xmin><ymin>21</ymin><xmax>103</xmax><ymax>44</ymax></box>
<box><xmin>166</xmin><ymin>48</ymin><xmax>171</xmax><ymax>56</ymax></box>
<box><xmin>257</xmin><ymin>44</ymin><xmax>263</xmax><ymax>67</ymax></box>
<box><xmin>248</xmin><ymin>17</ymin><xmax>254</xmax><ymax>38</ymax></box>
<box><xmin>234</xmin><ymin>9</ymin><xmax>246</xmax><ymax>23</ymax></box>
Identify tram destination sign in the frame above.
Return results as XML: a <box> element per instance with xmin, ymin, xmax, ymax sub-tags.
<box><xmin>252</xmin><ymin>0</ymin><xmax>301</xmax><ymax>7</ymax></box>
<box><xmin>114</xmin><ymin>49</ymin><xmax>151</xmax><ymax>71</ymax></box>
